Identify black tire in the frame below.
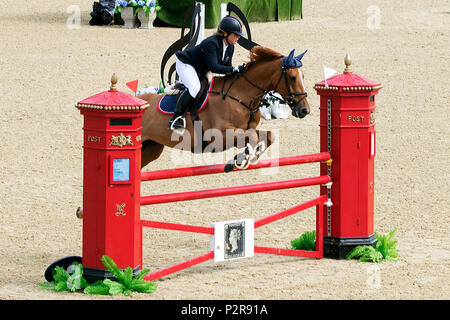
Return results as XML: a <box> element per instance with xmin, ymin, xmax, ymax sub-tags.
<box><xmin>44</xmin><ymin>256</ymin><xmax>82</xmax><ymax>282</ymax></box>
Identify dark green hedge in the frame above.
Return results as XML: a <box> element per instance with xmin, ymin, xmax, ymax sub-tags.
<box><xmin>157</xmin><ymin>0</ymin><xmax>302</xmax><ymax>28</ymax></box>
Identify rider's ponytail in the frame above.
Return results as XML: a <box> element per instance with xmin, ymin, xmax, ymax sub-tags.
<box><xmin>214</xmin><ymin>28</ymin><xmax>226</xmax><ymax>38</ymax></box>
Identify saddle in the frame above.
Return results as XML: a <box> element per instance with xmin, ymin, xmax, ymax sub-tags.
<box><xmin>158</xmin><ymin>76</ymin><xmax>214</xmax><ymax>120</ymax></box>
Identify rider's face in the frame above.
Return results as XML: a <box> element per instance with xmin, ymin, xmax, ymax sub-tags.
<box><xmin>225</xmin><ymin>33</ymin><xmax>240</xmax><ymax>45</ymax></box>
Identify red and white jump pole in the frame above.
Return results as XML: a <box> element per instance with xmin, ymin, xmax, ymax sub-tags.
<box><xmin>141</xmin><ymin>152</ymin><xmax>331</xmax><ymax>181</ymax></box>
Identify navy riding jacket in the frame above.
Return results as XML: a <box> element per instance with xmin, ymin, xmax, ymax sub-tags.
<box><xmin>176</xmin><ymin>35</ymin><xmax>235</xmax><ymax>77</ymax></box>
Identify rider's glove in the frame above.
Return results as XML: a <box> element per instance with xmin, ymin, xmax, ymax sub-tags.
<box><xmin>233</xmin><ymin>64</ymin><xmax>245</xmax><ymax>73</ymax></box>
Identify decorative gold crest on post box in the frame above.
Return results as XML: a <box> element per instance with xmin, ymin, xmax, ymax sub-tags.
<box><xmin>114</xmin><ymin>203</ymin><xmax>127</xmax><ymax>217</ymax></box>
<box><xmin>110</xmin><ymin>133</ymin><xmax>133</xmax><ymax>147</ymax></box>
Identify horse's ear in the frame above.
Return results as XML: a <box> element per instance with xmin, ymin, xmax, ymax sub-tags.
<box><xmin>295</xmin><ymin>50</ymin><xmax>307</xmax><ymax>61</ymax></box>
<box><xmin>281</xmin><ymin>49</ymin><xmax>295</xmax><ymax>70</ymax></box>
<box><xmin>287</xmin><ymin>49</ymin><xmax>295</xmax><ymax>60</ymax></box>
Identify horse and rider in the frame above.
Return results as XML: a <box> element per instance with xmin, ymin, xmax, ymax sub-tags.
<box><xmin>137</xmin><ymin>15</ymin><xmax>310</xmax><ymax>170</ymax></box>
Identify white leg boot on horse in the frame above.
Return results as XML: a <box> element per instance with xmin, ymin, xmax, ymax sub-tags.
<box><xmin>224</xmin><ymin>128</ymin><xmax>275</xmax><ymax>172</ymax></box>
<box><xmin>249</xmin><ymin>141</ymin><xmax>266</xmax><ymax>164</ymax></box>
<box><xmin>249</xmin><ymin>129</ymin><xmax>275</xmax><ymax>164</ymax></box>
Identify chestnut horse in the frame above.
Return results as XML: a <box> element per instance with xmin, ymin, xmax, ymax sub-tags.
<box><xmin>138</xmin><ymin>46</ymin><xmax>310</xmax><ymax>170</ymax></box>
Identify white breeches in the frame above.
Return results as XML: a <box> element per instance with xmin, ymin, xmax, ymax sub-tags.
<box><xmin>175</xmin><ymin>58</ymin><xmax>201</xmax><ymax>98</ymax></box>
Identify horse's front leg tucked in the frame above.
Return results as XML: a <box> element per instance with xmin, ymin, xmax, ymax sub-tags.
<box><xmin>248</xmin><ymin>129</ymin><xmax>275</xmax><ymax>164</ymax></box>
<box><xmin>224</xmin><ymin>128</ymin><xmax>275</xmax><ymax>172</ymax></box>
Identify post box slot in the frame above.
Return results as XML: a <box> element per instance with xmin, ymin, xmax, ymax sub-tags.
<box><xmin>110</xmin><ymin>118</ymin><xmax>132</xmax><ymax>126</ymax></box>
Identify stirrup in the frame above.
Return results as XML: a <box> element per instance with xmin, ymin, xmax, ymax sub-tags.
<box><xmin>169</xmin><ymin>115</ymin><xmax>186</xmax><ymax>135</ymax></box>
<box><xmin>234</xmin><ymin>154</ymin><xmax>251</xmax><ymax>170</ymax></box>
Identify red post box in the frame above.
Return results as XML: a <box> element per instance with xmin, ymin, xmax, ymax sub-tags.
<box><xmin>75</xmin><ymin>74</ymin><xmax>148</xmax><ymax>281</ymax></box>
<box><xmin>315</xmin><ymin>55</ymin><xmax>382</xmax><ymax>259</ymax></box>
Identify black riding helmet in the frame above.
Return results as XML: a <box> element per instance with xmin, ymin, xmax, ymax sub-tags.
<box><xmin>218</xmin><ymin>16</ymin><xmax>244</xmax><ymax>37</ymax></box>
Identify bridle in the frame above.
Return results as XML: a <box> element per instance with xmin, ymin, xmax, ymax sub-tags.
<box><xmin>209</xmin><ymin>63</ymin><xmax>308</xmax><ymax>128</ymax></box>
<box><xmin>274</xmin><ymin>67</ymin><xmax>308</xmax><ymax>107</ymax></box>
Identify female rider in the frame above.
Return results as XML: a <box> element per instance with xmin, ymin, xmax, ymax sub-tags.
<box><xmin>169</xmin><ymin>15</ymin><xmax>246</xmax><ymax>131</ymax></box>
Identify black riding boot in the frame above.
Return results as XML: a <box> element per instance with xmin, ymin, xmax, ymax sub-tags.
<box><xmin>168</xmin><ymin>89</ymin><xmax>196</xmax><ymax>131</ymax></box>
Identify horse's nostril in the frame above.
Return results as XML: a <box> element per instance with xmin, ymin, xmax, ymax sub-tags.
<box><xmin>293</xmin><ymin>105</ymin><xmax>310</xmax><ymax>118</ymax></box>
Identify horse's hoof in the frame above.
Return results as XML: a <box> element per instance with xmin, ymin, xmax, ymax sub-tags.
<box><xmin>234</xmin><ymin>153</ymin><xmax>250</xmax><ymax>170</ymax></box>
<box><xmin>224</xmin><ymin>160</ymin><xmax>235</xmax><ymax>173</ymax></box>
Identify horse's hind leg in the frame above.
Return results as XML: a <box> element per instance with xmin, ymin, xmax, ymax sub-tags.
<box><xmin>141</xmin><ymin>140</ymin><xmax>165</xmax><ymax>169</ymax></box>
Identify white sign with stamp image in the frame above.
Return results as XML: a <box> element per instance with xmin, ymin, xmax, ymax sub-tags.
<box><xmin>210</xmin><ymin>219</ymin><xmax>254</xmax><ymax>262</ymax></box>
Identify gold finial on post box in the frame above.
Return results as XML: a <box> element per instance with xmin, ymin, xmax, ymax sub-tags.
<box><xmin>344</xmin><ymin>54</ymin><xmax>352</xmax><ymax>73</ymax></box>
<box><xmin>110</xmin><ymin>73</ymin><xmax>118</xmax><ymax>90</ymax></box>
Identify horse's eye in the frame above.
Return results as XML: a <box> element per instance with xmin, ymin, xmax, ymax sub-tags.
<box><xmin>290</xmin><ymin>76</ymin><xmax>296</xmax><ymax>82</ymax></box>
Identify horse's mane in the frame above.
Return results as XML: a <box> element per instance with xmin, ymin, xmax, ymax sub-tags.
<box><xmin>245</xmin><ymin>46</ymin><xmax>284</xmax><ymax>70</ymax></box>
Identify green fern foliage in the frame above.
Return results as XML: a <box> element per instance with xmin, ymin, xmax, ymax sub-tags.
<box><xmin>40</xmin><ymin>255</ymin><xmax>157</xmax><ymax>295</ymax></box>
<box><xmin>84</xmin><ymin>255</ymin><xmax>157</xmax><ymax>295</ymax></box>
<box><xmin>346</xmin><ymin>227</ymin><xmax>399</xmax><ymax>262</ymax></box>
<box><xmin>375</xmin><ymin>227</ymin><xmax>399</xmax><ymax>261</ymax></box>
<box><xmin>346</xmin><ymin>245</ymin><xmax>383</xmax><ymax>262</ymax></box>
<box><xmin>82</xmin><ymin>281</ymin><xmax>110</xmax><ymax>295</ymax></box>
<box><xmin>39</xmin><ymin>262</ymin><xmax>87</xmax><ymax>293</ymax></box>
<box><xmin>291</xmin><ymin>230</ymin><xmax>316</xmax><ymax>251</ymax></box>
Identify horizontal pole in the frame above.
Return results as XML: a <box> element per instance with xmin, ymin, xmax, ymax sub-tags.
<box><xmin>141</xmin><ymin>175</ymin><xmax>331</xmax><ymax>206</ymax></box>
<box><xmin>254</xmin><ymin>246</ymin><xmax>322</xmax><ymax>259</ymax></box>
<box><xmin>254</xmin><ymin>194</ymin><xmax>328</xmax><ymax>229</ymax></box>
<box><xmin>141</xmin><ymin>152</ymin><xmax>331</xmax><ymax>181</ymax></box>
<box><xmin>143</xmin><ymin>251</ymin><xmax>214</xmax><ymax>281</ymax></box>
<box><xmin>140</xmin><ymin>220</ymin><xmax>214</xmax><ymax>234</ymax></box>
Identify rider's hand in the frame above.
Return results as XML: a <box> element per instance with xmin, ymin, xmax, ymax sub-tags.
<box><xmin>233</xmin><ymin>64</ymin><xmax>245</xmax><ymax>73</ymax></box>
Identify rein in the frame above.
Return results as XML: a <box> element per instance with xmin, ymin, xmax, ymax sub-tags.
<box><xmin>208</xmin><ymin>72</ymin><xmax>266</xmax><ymax>128</ymax></box>
<box><xmin>208</xmin><ymin>66</ymin><xmax>308</xmax><ymax>128</ymax></box>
